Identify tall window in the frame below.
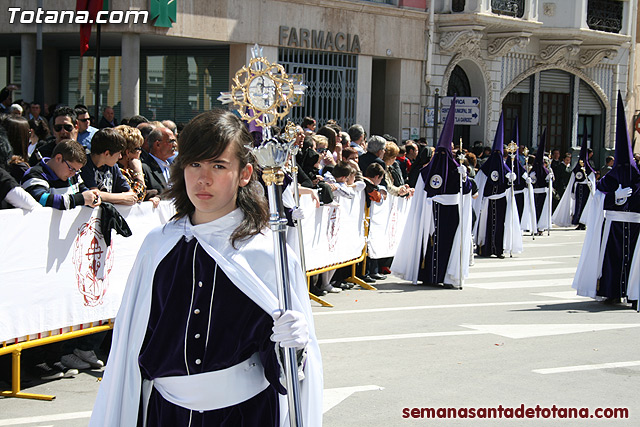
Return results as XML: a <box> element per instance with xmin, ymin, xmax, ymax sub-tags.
<box><xmin>587</xmin><ymin>0</ymin><xmax>623</xmax><ymax>33</ymax></box>
<box><xmin>539</xmin><ymin>93</ymin><xmax>570</xmax><ymax>153</ymax></box>
<box><xmin>491</xmin><ymin>0</ymin><xmax>525</xmax><ymax>18</ymax></box>
<box><xmin>452</xmin><ymin>0</ymin><xmax>465</xmax><ymax>12</ymax></box>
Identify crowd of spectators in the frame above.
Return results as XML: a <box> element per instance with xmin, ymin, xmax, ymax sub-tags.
<box><xmin>3</xmin><ymin>81</ymin><xmax>640</xmax><ymax>381</ymax></box>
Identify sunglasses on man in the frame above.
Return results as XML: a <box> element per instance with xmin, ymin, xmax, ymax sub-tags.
<box><xmin>54</xmin><ymin>124</ymin><xmax>74</xmax><ymax>132</ymax></box>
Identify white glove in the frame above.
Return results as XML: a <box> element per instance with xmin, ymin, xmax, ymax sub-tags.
<box><xmin>506</xmin><ymin>172</ymin><xmax>516</xmax><ymax>182</ymax></box>
<box><xmin>457</xmin><ymin>165</ymin><xmax>467</xmax><ymax>180</ymax></box>
<box><xmin>615</xmin><ymin>185</ymin><xmax>632</xmax><ymax>205</ymax></box>
<box><xmin>291</xmin><ymin>207</ymin><xmax>305</xmax><ymax>220</ymax></box>
<box><xmin>545</xmin><ymin>172</ymin><xmax>554</xmax><ymax>182</ymax></box>
<box><xmin>525</xmin><ymin>176</ymin><xmax>532</xmax><ymax>185</ymax></box>
<box><xmin>271</xmin><ymin>310</ymin><xmax>309</xmax><ymax>349</ymax></box>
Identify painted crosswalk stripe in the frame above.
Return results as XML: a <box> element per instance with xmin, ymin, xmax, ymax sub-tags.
<box><xmin>533</xmin><ymin>360</ymin><xmax>640</xmax><ymax>374</ymax></box>
<box><xmin>313</xmin><ymin>299</ymin><xmax>587</xmax><ymax>316</ymax></box>
<box><xmin>470</xmin><ymin>260</ymin><xmax>562</xmax><ymax>269</ymax></box>
<box><xmin>464</xmin><ymin>278</ymin><xmax>573</xmax><ymax>289</ymax></box>
<box><xmin>318</xmin><ymin>330</ymin><xmax>485</xmax><ymax>344</ymax></box>
<box><xmin>469</xmin><ymin>267</ymin><xmax>576</xmax><ymax>279</ymax></box>
<box><xmin>318</xmin><ymin>324</ymin><xmax>640</xmax><ymax>345</ymax></box>
<box><xmin>0</xmin><ymin>412</ymin><xmax>91</xmax><ymax>426</ymax></box>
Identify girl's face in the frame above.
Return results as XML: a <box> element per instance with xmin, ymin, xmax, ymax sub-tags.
<box><xmin>184</xmin><ymin>143</ymin><xmax>252</xmax><ymax>225</ymax></box>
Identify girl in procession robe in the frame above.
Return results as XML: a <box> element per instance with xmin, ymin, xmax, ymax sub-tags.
<box><xmin>89</xmin><ymin>109</ymin><xmax>323</xmax><ymax>426</ymax></box>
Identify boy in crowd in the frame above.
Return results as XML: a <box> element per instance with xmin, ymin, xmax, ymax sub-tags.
<box><xmin>22</xmin><ymin>139</ymin><xmax>101</xmax><ymax>210</ymax></box>
<box><xmin>80</xmin><ymin>128</ymin><xmax>138</xmax><ymax>205</ymax></box>
<box><xmin>361</xmin><ymin>163</ymin><xmax>386</xmax><ymax>282</ymax></box>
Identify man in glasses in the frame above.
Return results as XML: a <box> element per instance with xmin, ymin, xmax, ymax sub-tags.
<box><xmin>142</xmin><ymin>127</ymin><xmax>177</xmax><ymax>195</ymax></box>
<box><xmin>75</xmin><ymin>106</ymin><xmax>98</xmax><ymax>151</ymax></box>
<box><xmin>28</xmin><ymin>106</ymin><xmax>79</xmax><ymax>166</ymax></box>
<box><xmin>21</xmin><ymin>139</ymin><xmax>101</xmax><ymax>210</ymax></box>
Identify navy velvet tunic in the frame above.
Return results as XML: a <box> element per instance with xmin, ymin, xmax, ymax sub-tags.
<box><xmin>477</xmin><ymin>161</ymin><xmax>509</xmax><ymax>257</ymax></box>
<box><xmin>596</xmin><ymin>172</ymin><xmax>640</xmax><ymax>301</ymax></box>
<box><xmin>138</xmin><ymin>237</ymin><xmax>282</xmax><ymax>426</ymax></box>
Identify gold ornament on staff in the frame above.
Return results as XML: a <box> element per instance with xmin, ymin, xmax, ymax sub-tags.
<box><xmin>218</xmin><ymin>45</ymin><xmax>306</xmax><ymax>129</ymax></box>
<box><xmin>218</xmin><ymin>44</ymin><xmax>305</xmax><ymax>427</ymax></box>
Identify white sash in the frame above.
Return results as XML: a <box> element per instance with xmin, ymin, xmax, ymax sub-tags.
<box><xmin>142</xmin><ymin>352</ymin><xmax>269</xmax><ymax>424</ymax></box>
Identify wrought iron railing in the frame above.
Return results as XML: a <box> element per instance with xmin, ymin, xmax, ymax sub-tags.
<box><xmin>491</xmin><ymin>0</ymin><xmax>525</xmax><ymax>18</ymax></box>
<box><xmin>587</xmin><ymin>0</ymin><xmax>623</xmax><ymax>33</ymax></box>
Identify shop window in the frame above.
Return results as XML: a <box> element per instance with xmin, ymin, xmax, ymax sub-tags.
<box><xmin>491</xmin><ymin>0</ymin><xmax>525</xmax><ymax>18</ymax></box>
<box><xmin>587</xmin><ymin>0</ymin><xmax>623</xmax><ymax>33</ymax></box>
<box><xmin>140</xmin><ymin>49</ymin><xmax>229</xmax><ymax>124</ymax></box>
<box><xmin>62</xmin><ymin>54</ymin><xmax>122</xmax><ymax>120</ymax></box>
<box><xmin>278</xmin><ymin>48</ymin><xmax>357</xmax><ymax>131</ymax></box>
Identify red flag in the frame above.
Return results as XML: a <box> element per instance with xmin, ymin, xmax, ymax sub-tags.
<box><xmin>77</xmin><ymin>0</ymin><xmax>104</xmax><ymax>56</ymax></box>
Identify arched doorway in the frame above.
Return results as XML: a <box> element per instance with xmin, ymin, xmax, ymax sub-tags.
<box><xmin>447</xmin><ymin>65</ymin><xmax>471</xmax><ymax>149</ymax></box>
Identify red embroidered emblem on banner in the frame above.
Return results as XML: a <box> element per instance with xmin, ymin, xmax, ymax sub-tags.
<box><xmin>327</xmin><ymin>206</ymin><xmax>340</xmax><ymax>252</ymax></box>
<box><xmin>72</xmin><ymin>216</ymin><xmax>114</xmax><ymax>306</ymax></box>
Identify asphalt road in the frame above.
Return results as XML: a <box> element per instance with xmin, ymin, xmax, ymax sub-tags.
<box><xmin>1</xmin><ymin>227</ymin><xmax>639</xmax><ymax>426</ymax></box>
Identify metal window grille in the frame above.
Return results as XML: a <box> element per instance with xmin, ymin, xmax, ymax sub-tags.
<box><xmin>278</xmin><ymin>48</ymin><xmax>357</xmax><ymax>129</ymax></box>
<box><xmin>587</xmin><ymin>0</ymin><xmax>623</xmax><ymax>33</ymax></box>
<box><xmin>491</xmin><ymin>0</ymin><xmax>525</xmax><ymax>18</ymax></box>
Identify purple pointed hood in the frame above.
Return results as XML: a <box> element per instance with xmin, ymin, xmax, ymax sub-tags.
<box><xmin>437</xmin><ymin>95</ymin><xmax>456</xmax><ymax>152</ymax></box>
<box><xmin>480</xmin><ymin>113</ymin><xmax>510</xmax><ymax>185</ymax></box>
<box><xmin>420</xmin><ymin>95</ymin><xmax>471</xmax><ymax>196</ymax></box>
<box><xmin>614</xmin><ymin>91</ymin><xmax>639</xmax><ymax>172</ymax></box>
<box><xmin>598</xmin><ymin>91</ymin><xmax>640</xmax><ymax>192</ymax></box>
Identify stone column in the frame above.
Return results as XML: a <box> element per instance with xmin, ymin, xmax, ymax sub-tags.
<box><xmin>121</xmin><ymin>33</ymin><xmax>140</xmax><ymax>118</ymax></box>
<box><xmin>356</xmin><ymin>55</ymin><xmax>372</xmax><ymax>134</ymax></box>
<box><xmin>21</xmin><ymin>34</ymin><xmax>36</xmax><ymax>103</ymax></box>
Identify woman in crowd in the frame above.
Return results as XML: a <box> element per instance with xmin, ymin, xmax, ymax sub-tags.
<box><xmin>113</xmin><ymin>125</ymin><xmax>160</xmax><ymax>207</ymax></box>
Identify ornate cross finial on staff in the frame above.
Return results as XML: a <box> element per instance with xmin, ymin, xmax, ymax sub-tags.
<box><xmin>218</xmin><ymin>44</ymin><xmax>306</xmax><ymax>427</ymax></box>
<box><xmin>506</xmin><ymin>141</ymin><xmax>518</xmax><ymax>158</ymax></box>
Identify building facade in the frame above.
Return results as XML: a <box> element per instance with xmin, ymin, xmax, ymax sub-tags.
<box><xmin>431</xmin><ymin>0</ymin><xmax>636</xmax><ymax>166</ymax></box>
<box><xmin>0</xmin><ymin>0</ymin><xmax>428</xmax><ymax>142</ymax></box>
<box><xmin>0</xmin><ymin>0</ymin><xmax>635</xmax><ymax>166</ymax></box>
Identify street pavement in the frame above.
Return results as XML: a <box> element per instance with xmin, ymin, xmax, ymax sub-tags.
<box><xmin>1</xmin><ymin>227</ymin><xmax>639</xmax><ymax>426</ymax></box>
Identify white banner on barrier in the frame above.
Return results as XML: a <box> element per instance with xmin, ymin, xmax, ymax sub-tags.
<box><xmin>0</xmin><ymin>202</ymin><xmax>176</xmax><ymax>342</ymax></box>
<box><xmin>367</xmin><ymin>194</ymin><xmax>413</xmax><ymax>259</ymax></box>
<box><xmin>299</xmin><ymin>189</ymin><xmax>366</xmax><ymax>271</ymax></box>
<box><xmin>0</xmin><ymin>190</ymin><xmax>370</xmax><ymax>343</ymax></box>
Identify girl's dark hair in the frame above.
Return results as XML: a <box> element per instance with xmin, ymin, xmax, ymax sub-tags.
<box><xmin>1</xmin><ymin>115</ymin><xmax>30</xmax><ymax>160</ymax></box>
<box><xmin>165</xmin><ymin>109</ymin><xmax>268</xmax><ymax>248</ymax></box>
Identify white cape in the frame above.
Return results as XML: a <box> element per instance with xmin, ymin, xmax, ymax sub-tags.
<box><xmin>519</xmin><ymin>176</ymin><xmax>538</xmax><ymax>234</ymax></box>
<box><xmin>391</xmin><ymin>173</ymin><xmax>472</xmax><ymax>286</ymax></box>
<box><xmin>472</xmin><ymin>170</ymin><xmax>523</xmax><ymax>254</ymax></box>
<box><xmin>89</xmin><ymin>210</ymin><xmax>323</xmax><ymax>427</ymax></box>
<box><xmin>552</xmin><ymin>171</ymin><xmax>596</xmax><ymax>227</ymax></box>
